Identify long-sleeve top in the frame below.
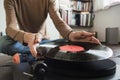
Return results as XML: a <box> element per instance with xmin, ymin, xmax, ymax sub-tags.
<box><xmin>4</xmin><ymin>0</ymin><xmax>73</xmax><ymax>43</ymax></box>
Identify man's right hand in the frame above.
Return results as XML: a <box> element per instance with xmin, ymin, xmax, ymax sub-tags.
<box><xmin>24</xmin><ymin>32</ymin><xmax>42</xmax><ymax>57</ymax></box>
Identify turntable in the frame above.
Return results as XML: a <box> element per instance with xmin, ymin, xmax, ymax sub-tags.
<box><xmin>35</xmin><ymin>39</ymin><xmax>116</xmax><ymax>78</ymax></box>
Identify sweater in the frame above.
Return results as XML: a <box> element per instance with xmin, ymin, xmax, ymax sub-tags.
<box><xmin>4</xmin><ymin>0</ymin><xmax>73</xmax><ymax>43</ymax></box>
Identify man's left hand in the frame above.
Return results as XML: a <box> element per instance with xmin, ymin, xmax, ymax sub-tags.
<box><xmin>69</xmin><ymin>30</ymin><xmax>101</xmax><ymax>44</ymax></box>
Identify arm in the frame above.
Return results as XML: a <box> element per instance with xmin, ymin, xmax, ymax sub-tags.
<box><xmin>4</xmin><ymin>0</ymin><xmax>25</xmax><ymax>43</ymax></box>
<box><xmin>48</xmin><ymin>0</ymin><xmax>100</xmax><ymax>44</ymax></box>
<box><xmin>4</xmin><ymin>0</ymin><xmax>42</xmax><ymax>57</ymax></box>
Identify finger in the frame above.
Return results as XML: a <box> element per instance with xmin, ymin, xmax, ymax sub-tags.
<box><xmin>75</xmin><ymin>31</ymin><xmax>94</xmax><ymax>39</ymax></box>
<box><xmin>74</xmin><ymin>36</ymin><xmax>101</xmax><ymax>44</ymax></box>
<box><xmin>73</xmin><ymin>37</ymin><xmax>91</xmax><ymax>43</ymax></box>
<box><xmin>29</xmin><ymin>47</ymin><xmax>37</xmax><ymax>57</ymax></box>
<box><xmin>82</xmin><ymin>36</ymin><xmax>101</xmax><ymax>44</ymax></box>
<box><xmin>82</xmin><ymin>31</ymin><xmax>95</xmax><ymax>37</ymax></box>
<box><xmin>90</xmin><ymin>36</ymin><xmax>101</xmax><ymax>44</ymax></box>
<box><xmin>28</xmin><ymin>43</ymin><xmax>38</xmax><ymax>57</ymax></box>
<box><xmin>30</xmin><ymin>47</ymin><xmax>37</xmax><ymax>57</ymax></box>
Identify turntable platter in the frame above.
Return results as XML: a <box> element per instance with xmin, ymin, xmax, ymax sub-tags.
<box><xmin>46</xmin><ymin>44</ymin><xmax>113</xmax><ymax>62</ymax></box>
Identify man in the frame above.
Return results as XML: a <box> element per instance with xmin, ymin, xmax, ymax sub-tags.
<box><xmin>0</xmin><ymin>0</ymin><xmax>100</xmax><ymax>59</ymax></box>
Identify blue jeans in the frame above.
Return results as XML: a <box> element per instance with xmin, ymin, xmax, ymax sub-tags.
<box><xmin>0</xmin><ymin>36</ymin><xmax>52</xmax><ymax>55</ymax></box>
<box><xmin>0</xmin><ymin>36</ymin><xmax>64</xmax><ymax>63</ymax></box>
<box><xmin>0</xmin><ymin>36</ymin><xmax>54</xmax><ymax>63</ymax></box>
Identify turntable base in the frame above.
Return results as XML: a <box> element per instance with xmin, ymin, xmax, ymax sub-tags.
<box><xmin>45</xmin><ymin>59</ymin><xmax>116</xmax><ymax>77</ymax></box>
<box><xmin>44</xmin><ymin>65</ymin><xmax>120</xmax><ymax>80</ymax></box>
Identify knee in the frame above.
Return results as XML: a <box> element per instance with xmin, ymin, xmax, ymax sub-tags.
<box><xmin>0</xmin><ymin>36</ymin><xmax>15</xmax><ymax>53</ymax></box>
<box><xmin>0</xmin><ymin>36</ymin><xmax>30</xmax><ymax>56</ymax></box>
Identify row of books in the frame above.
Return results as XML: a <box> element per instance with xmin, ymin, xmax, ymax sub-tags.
<box><xmin>70</xmin><ymin>1</ymin><xmax>92</xmax><ymax>12</ymax></box>
<box><xmin>60</xmin><ymin>9</ymin><xmax>94</xmax><ymax>27</ymax></box>
<box><xmin>74</xmin><ymin>12</ymin><xmax>94</xmax><ymax>27</ymax></box>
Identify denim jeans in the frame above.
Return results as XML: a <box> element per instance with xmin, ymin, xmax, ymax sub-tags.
<box><xmin>0</xmin><ymin>36</ymin><xmax>53</xmax><ymax>63</ymax></box>
<box><xmin>0</xmin><ymin>36</ymin><xmax>52</xmax><ymax>55</ymax></box>
<box><xmin>0</xmin><ymin>36</ymin><xmax>64</xmax><ymax>63</ymax></box>
<box><xmin>0</xmin><ymin>36</ymin><xmax>52</xmax><ymax>63</ymax></box>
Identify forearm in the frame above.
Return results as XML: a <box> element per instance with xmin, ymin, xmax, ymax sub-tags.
<box><xmin>4</xmin><ymin>0</ymin><xmax>25</xmax><ymax>43</ymax></box>
<box><xmin>6</xmin><ymin>26</ymin><xmax>25</xmax><ymax>43</ymax></box>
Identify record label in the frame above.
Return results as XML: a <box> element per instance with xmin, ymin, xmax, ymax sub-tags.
<box><xmin>59</xmin><ymin>45</ymin><xmax>85</xmax><ymax>52</ymax></box>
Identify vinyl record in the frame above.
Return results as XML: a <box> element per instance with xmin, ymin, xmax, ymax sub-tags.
<box><xmin>46</xmin><ymin>43</ymin><xmax>113</xmax><ymax>62</ymax></box>
<box><xmin>44</xmin><ymin>42</ymin><xmax>116</xmax><ymax>77</ymax></box>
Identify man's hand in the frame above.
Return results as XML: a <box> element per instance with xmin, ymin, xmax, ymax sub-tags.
<box><xmin>69</xmin><ymin>31</ymin><xmax>101</xmax><ymax>44</ymax></box>
<box><xmin>24</xmin><ymin>32</ymin><xmax>42</xmax><ymax>57</ymax></box>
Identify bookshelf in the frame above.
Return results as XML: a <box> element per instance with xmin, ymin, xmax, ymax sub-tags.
<box><xmin>60</xmin><ymin>0</ymin><xmax>94</xmax><ymax>28</ymax></box>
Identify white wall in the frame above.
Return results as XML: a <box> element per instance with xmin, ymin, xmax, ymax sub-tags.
<box><xmin>92</xmin><ymin>4</ymin><xmax>120</xmax><ymax>42</ymax></box>
<box><xmin>0</xmin><ymin>0</ymin><xmax>6</xmax><ymax>35</ymax></box>
<box><xmin>46</xmin><ymin>0</ymin><xmax>60</xmax><ymax>40</ymax></box>
<box><xmin>46</xmin><ymin>14</ymin><xmax>60</xmax><ymax>40</ymax></box>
